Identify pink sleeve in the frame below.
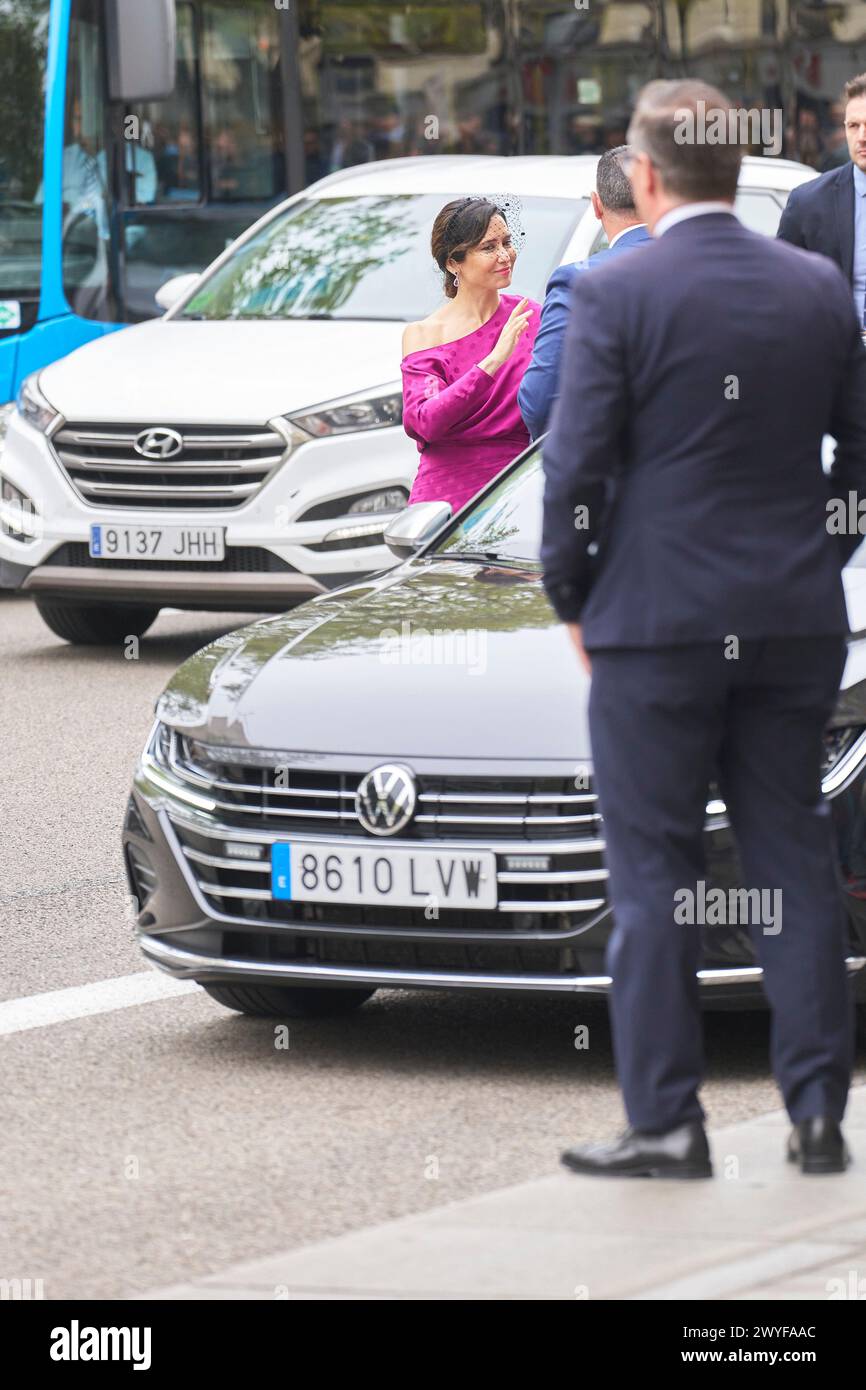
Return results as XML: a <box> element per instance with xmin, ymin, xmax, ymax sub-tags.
<box><xmin>401</xmin><ymin>356</ymin><xmax>497</xmax><ymax>445</ymax></box>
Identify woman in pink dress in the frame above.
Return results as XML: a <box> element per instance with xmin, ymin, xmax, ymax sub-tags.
<box><xmin>401</xmin><ymin>196</ymin><xmax>541</xmax><ymax>512</ymax></box>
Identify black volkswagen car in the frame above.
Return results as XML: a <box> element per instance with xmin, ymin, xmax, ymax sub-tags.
<box><xmin>123</xmin><ymin>443</ymin><xmax>866</xmax><ymax>1019</ymax></box>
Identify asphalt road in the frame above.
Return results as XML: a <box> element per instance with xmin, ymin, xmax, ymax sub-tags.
<box><xmin>1</xmin><ymin>591</ymin><xmax>864</xmax><ymax>1299</ymax></box>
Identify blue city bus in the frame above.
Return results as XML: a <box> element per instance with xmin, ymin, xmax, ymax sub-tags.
<box><xmin>0</xmin><ymin>0</ymin><xmax>305</xmax><ymax>427</ymax></box>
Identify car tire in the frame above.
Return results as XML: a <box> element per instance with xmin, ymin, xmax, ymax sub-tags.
<box><xmin>201</xmin><ymin>982</ymin><xmax>377</xmax><ymax>1018</ymax></box>
<box><xmin>35</xmin><ymin>601</ymin><xmax>159</xmax><ymax>646</ymax></box>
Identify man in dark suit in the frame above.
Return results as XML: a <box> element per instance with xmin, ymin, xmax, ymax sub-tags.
<box><xmin>778</xmin><ymin>72</ymin><xmax>866</xmax><ymax>325</ymax></box>
<box><xmin>542</xmin><ymin>78</ymin><xmax>866</xmax><ymax>1179</ymax></box>
<box><xmin>518</xmin><ymin>146</ymin><xmax>651</xmax><ymax>440</ymax></box>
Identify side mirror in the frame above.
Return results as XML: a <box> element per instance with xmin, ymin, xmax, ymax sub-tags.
<box><xmin>384</xmin><ymin>501</ymin><xmax>452</xmax><ymax>559</ymax></box>
<box><xmin>154</xmin><ymin>272</ymin><xmax>200</xmax><ymax>313</ymax></box>
<box><xmin>106</xmin><ymin>0</ymin><xmax>176</xmax><ymax>103</ymax></box>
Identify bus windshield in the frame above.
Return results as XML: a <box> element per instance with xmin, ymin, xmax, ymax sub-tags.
<box><xmin>179</xmin><ymin>194</ymin><xmax>586</xmax><ymax>322</ymax></box>
<box><xmin>0</xmin><ymin>0</ymin><xmax>51</xmax><ymax>311</ymax></box>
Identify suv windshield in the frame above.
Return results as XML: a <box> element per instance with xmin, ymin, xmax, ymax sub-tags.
<box><xmin>436</xmin><ymin>446</ymin><xmax>543</xmax><ymax>564</ymax></box>
<box><xmin>179</xmin><ymin>193</ymin><xmax>585</xmax><ymax>322</ymax></box>
<box><xmin>0</xmin><ymin>0</ymin><xmax>50</xmax><ymax>306</ymax></box>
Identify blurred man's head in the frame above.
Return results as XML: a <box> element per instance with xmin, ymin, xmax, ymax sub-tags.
<box><xmin>843</xmin><ymin>74</ymin><xmax>866</xmax><ymax>171</ymax></box>
<box><xmin>625</xmin><ymin>79</ymin><xmax>741</xmax><ymax>231</ymax></box>
<box><xmin>590</xmin><ymin>146</ymin><xmax>642</xmax><ymax>238</ymax></box>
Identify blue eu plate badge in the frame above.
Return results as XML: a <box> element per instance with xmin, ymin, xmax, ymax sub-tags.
<box><xmin>271</xmin><ymin>843</ymin><xmax>292</xmax><ymax>900</ymax></box>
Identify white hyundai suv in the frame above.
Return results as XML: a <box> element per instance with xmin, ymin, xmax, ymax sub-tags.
<box><xmin>0</xmin><ymin>154</ymin><xmax>815</xmax><ymax>644</ymax></box>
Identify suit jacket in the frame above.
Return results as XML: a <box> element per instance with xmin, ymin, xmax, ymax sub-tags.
<box><xmin>776</xmin><ymin>162</ymin><xmax>855</xmax><ymax>284</ymax></box>
<box><xmin>518</xmin><ymin>224</ymin><xmax>652</xmax><ymax>440</ymax></box>
<box><xmin>541</xmin><ymin>212</ymin><xmax>866</xmax><ymax>649</ymax></box>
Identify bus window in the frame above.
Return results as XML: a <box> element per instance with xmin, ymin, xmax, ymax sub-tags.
<box><xmin>0</xmin><ymin>0</ymin><xmax>51</xmax><ymax>343</ymax></box>
<box><xmin>128</xmin><ymin>2</ymin><xmax>202</xmax><ymax>205</ymax></box>
<box><xmin>62</xmin><ymin>0</ymin><xmax>115</xmax><ymax>322</ymax></box>
<box><xmin>118</xmin><ymin>1</ymin><xmax>288</xmax><ymax>322</ymax></box>
<box><xmin>201</xmin><ymin>2</ymin><xmax>286</xmax><ymax>202</ymax></box>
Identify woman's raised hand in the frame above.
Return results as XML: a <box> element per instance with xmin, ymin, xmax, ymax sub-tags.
<box><xmin>481</xmin><ymin>298</ymin><xmax>532</xmax><ymax>375</ymax></box>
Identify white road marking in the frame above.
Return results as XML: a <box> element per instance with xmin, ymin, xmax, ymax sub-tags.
<box><xmin>0</xmin><ymin>972</ymin><xmax>199</xmax><ymax>1037</ymax></box>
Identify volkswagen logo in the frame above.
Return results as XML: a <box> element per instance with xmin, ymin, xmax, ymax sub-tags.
<box><xmin>355</xmin><ymin>763</ymin><xmax>417</xmax><ymax>836</ymax></box>
<box><xmin>133</xmin><ymin>427</ymin><xmax>184</xmax><ymax>460</ymax></box>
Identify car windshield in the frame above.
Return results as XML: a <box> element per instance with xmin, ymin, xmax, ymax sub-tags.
<box><xmin>435</xmin><ymin>439</ymin><xmax>866</xmax><ymax>571</ymax></box>
<box><xmin>178</xmin><ymin>193</ymin><xmax>586</xmax><ymax>322</ymax></box>
<box><xmin>435</xmin><ymin>446</ymin><xmax>544</xmax><ymax>564</ymax></box>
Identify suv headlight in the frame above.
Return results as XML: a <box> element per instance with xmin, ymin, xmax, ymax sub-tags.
<box><xmin>286</xmin><ymin>384</ymin><xmax>402</xmax><ymax>438</ymax></box>
<box><xmin>16</xmin><ymin>373</ymin><xmax>61</xmax><ymax>436</ymax></box>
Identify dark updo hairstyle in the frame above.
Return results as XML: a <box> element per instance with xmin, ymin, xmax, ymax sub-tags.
<box><xmin>431</xmin><ymin>196</ymin><xmax>508</xmax><ymax>299</ymax></box>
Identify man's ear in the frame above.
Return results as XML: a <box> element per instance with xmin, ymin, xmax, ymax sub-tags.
<box><xmin>644</xmin><ymin>156</ymin><xmax>660</xmax><ymax>201</ymax></box>
<box><xmin>590</xmin><ymin>190</ymin><xmax>603</xmax><ymax>221</ymax></box>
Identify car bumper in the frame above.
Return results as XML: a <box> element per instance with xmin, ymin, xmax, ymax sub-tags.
<box><xmin>0</xmin><ymin>412</ymin><xmax>414</xmax><ymax>607</ymax></box>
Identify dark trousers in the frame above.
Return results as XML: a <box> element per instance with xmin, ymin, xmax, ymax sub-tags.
<box><xmin>587</xmin><ymin>637</ymin><xmax>854</xmax><ymax>1132</ymax></box>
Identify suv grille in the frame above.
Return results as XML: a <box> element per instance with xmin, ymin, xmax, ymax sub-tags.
<box><xmin>52</xmin><ymin>422</ymin><xmax>287</xmax><ymax>510</ymax></box>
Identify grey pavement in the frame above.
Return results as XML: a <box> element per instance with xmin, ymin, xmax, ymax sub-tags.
<box><xmin>143</xmin><ymin>1086</ymin><xmax>866</xmax><ymax>1301</ymax></box>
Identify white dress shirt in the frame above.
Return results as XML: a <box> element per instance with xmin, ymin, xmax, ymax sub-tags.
<box><xmin>608</xmin><ymin>222</ymin><xmax>648</xmax><ymax>248</ymax></box>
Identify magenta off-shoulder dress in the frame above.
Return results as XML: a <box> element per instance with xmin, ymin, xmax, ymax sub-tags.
<box><xmin>401</xmin><ymin>292</ymin><xmax>541</xmax><ymax>511</ymax></box>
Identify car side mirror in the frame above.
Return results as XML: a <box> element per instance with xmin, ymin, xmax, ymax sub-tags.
<box><xmin>155</xmin><ymin>273</ymin><xmax>200</xmax><ymax>313</ymax></box>
<box><xmin>384</xmin><ymin>501</ymin><xmax>452</xmax><ymax>559</ymax></box>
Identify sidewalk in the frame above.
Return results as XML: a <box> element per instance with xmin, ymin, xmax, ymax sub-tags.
<box><xmin>141</xmin><ymin>1087</ymin><xmax>866</xmax><ymax>1300</ymax></box>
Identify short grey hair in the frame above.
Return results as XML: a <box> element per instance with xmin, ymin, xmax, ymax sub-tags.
<box><xmin>626</xmin><ymin>79</ymin><xmax>742</xmax><ymax>202</ymax></box>
<box><xmin>596</xmin><ymin>146</ymin><xmax>636</xmax><ymax>213</ymax></box>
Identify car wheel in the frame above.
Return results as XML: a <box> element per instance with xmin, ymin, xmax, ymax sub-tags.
<box><xmin>35</xmin><ymin>601</ymin><xmax>159</xmax><ymax>646</ymax></box>
<box><xmin>201</xmin><ymin>982</ymin><xmax>377</xmax><ymax>1018</ymax></box>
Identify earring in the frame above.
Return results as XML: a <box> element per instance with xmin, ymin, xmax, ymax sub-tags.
<box><xmin>452</xmin><ymin>271</ymin><xmax>459</xmax><ymax>289</ymax></box>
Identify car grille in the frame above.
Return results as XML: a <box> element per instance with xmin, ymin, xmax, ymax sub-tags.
<box><xmin>52</xmin><ymin>422</ymin><xmax>287</xmax><ymax>510</ymax></box>
<box><xmin>161</xmin><ymin>733</ymin><xmax>609</xmax><ymax>934</ymax></box>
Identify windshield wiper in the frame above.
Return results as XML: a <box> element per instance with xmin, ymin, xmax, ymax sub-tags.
<box><xmin>435</xmin><ymin>549</ymin><xmax>536</xmax><ymax>566</ymax></box>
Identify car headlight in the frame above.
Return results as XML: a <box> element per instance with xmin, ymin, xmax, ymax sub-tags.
<box><xmin>148</xmin><ymin>721</ymin><xmax>173</xmax><ymax>769</ymax></box>
<box><xmin>821</xmin><ymin>726</ymin><xmax>866</xmax><ymax>792</ymax></box>
<box><xmin>16</xmin><ymin>373</ymin><xmax>61</xmax><ymax>436</ymax></box>
<box><xmin>706</xmin><ymin>728</ymin><xmax>866</xmax><ymax>817</ymax></box>
<box><xmin>286</xmin><ymin>385</ymin><xmax>402</xmax><ymax>438</ymax></box>
<box><xmin>139</xmin><ymin>721</ymin><xmax>217</xmax><ymax>812</ymax></box>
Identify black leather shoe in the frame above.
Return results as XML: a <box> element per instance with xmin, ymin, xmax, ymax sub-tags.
<box><xmin>787</xmin><ymin>1117</ymin><xmax>850</xmax><ymax>1175</ymax></box>
<box><xmin>561</xmin><ymin>1119</ymin><xmax>713</xmax><ymax>1179</ymax></box>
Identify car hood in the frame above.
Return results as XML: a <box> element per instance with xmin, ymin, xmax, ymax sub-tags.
<box><xmin>156</xmin><ymin>561</ymin><xmax>594</xmax><ymax>763</ymax></box>
<box><xmin>39</xmin><ymin>319</ymin><xmax>405</xmax><ymax>424</ymax></box>
<box><xmin>156</xmin><ymin>559</ymin><xmax>866</xmax><ymax>768</ymax></box>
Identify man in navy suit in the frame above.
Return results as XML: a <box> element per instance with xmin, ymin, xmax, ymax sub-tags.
<box><xmin>518</xmin><ymin>146</ymin><xmax>651</xmax><ymax>440</ymax></box>
<box><xmin>542</xmin><ymin>78</ymin><xmax>866</xmax><ymax>1179</ymax></box>
<box><xmin>778</xmin><ymin>72</ymin><xmax>866</xmax><ymax>325</ymax></box>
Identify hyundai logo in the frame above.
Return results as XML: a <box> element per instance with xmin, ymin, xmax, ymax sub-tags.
<box><xmin>355</xmin><ymin>763</ymin><xmax>417</xmax><ymax>836</ymax></box>
<box><xmin>133</xmin><ymin>427</ymin><xmax>184</xmax><ymax>460</ymax></box>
